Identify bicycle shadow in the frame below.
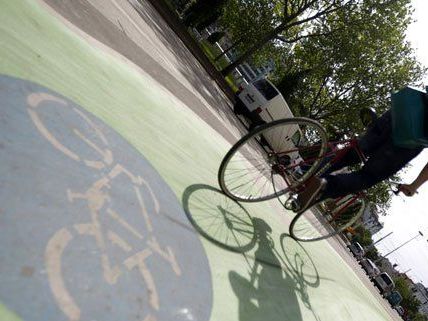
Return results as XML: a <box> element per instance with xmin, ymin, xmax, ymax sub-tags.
<box><xmin>182</xmin><ymin>184</ymin><xmax>257</xmax><ymax>253</ymax></box>
<box><xmin>279</xmin><ymin>234</ymin><xmax>323</xmax><ymax>315</ymax></box>
<box><xmin>228</xmin><ymin>218</ymin><xmax>322</xmax><ymax>321</ymax></box>
<box><xmin>182</xmin><ymin>185</ymin><xmax>326</xmax><ymax>320</ymax></box>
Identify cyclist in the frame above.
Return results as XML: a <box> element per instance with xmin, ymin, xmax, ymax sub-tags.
<box><xmin>297</xmin><ymin>108</ymin><xmax>428</xmax><ymax>211</ymax></box>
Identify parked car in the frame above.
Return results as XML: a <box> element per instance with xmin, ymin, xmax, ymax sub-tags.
<box><xmin>360</xmin><ymin>258</ymin><xmax>380</xmax><ymax>278</ymax></box>
<box><xmin>373</xmin><ymin>272</ymin><xmax>395</xmax><ymax>295</ymax></box>
<box><xmin>348</xmin><ymin>242</ymin><xmax>365</xmax><ymax>260</ymax></box>
<box><xmin>394</xmin><ymin>305</ymin><xmax>405</xmax><ymax>316</ymax></box>
<box><xmin>234</xmin><ymin>78</ymin><xmax>293</xmax><ymax>130</ymax></box>
<box><xmin>386</xmin><ymin>291</ymin><xmax>403</xmax><ymax>307</ymax></box>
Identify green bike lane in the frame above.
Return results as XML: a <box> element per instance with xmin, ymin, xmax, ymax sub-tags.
<box><xmin>0</xmin><ymin>1</ymin><xmax>394</xmax><ymax>320</ymax></box>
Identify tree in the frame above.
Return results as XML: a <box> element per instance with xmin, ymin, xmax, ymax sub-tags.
<box><xmin>352</xmin><ymin>226</ymin><xmax>373</xmax><ymax>247</ymax></box>
<box><xmin>220</xmin><ymin>0</ymin><xmax>424</xmax><ymax>124</ymax></box>
<box><xmin>218</xmin><ymin>0</ymin><xmax>282</xmax><ymax>63</ymax></box>
<box><xmin>364</xmin><ymin>247</ymin><xmax>378</xmax><ymax>261</ymax></box>
<box><xmin>413</xmin><ymin>314</ymin><xmax>428</xmax><ymax>321</ymax></box>
<box><xmin>364</xmin><ymin>182</ymin><xmax>391</xmax><ymax>216</ymax></box>
<box><xmin>275</xmin><ymin>68</ymin><xmax>312</xmax><ymax>101</ymax></box>
<box><xmin>182</xmin><ymin>0</ymin><xmax>227</xmax><ymax>29</ymax></box>
<box><xmin>274</xmin><ymin>0</ymin><xmax>424</xmax><ymax>125</ymax></box>
<box><xmin>220</xmin><ymin>0</ymin><xmax>361</xmax><ymax>75</ymax></box>
<box><xmin>394</xmin><ymin>276</ymin><xmax>421</xmax><ymax>316</ymax></box>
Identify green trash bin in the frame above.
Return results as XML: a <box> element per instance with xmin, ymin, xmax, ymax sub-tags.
<box><xmin>391</xmin><ymin>86</ymin><xmax>428</xmax><ymax>148</ymax></box>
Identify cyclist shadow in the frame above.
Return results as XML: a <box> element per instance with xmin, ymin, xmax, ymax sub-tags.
<box><xmin>228</xmin><ymin>219</ymin><xmax>322</xmax><ymax>321</ymax></box>
<box><xmin>182</xmin><ymin>184</ymin><xmax>323</xmax><ymax>320</ymax></box>
<box><xmin>182</xmin><ymin>184</ymin><xmax>257</xmax><ymax>253</ymax></box>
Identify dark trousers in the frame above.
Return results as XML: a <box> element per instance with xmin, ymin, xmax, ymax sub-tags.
<box><xmin>320</xmin><ymin>110</ymin><xmax>423</xmax><ymax>200</ymax></box>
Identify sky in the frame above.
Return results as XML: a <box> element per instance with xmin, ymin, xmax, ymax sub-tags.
<box><xmin>373</xmin><ymin>0</ymin><xmax>428</xmax><ymax>286</ymax></box>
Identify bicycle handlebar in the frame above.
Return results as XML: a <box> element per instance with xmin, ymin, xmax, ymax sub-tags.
<box><xmin>390</xmin><ymin>183</ymin><xmax>418</xmax><ymax>196</ymax></box>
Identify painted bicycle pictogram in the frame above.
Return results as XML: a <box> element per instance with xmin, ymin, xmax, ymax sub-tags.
<box><xmin>0</xmin><ymin>75</ymin><xmax>212</xmax><ymax>321</ymax></box>
<box><xmin>27</xmin><ymin>92</ymin><xmax>180</xmax><ymax>321</ymax></box>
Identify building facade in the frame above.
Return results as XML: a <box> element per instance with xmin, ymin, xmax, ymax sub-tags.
<box><xmin>361</xmin><ymin>203</ymin><xmax>383</xmax><ymax>234</ymax></box>
<box><xmin>412</xmin><ymin>283</ymin><xmax>428</xmax><ymax>315</ymax></box>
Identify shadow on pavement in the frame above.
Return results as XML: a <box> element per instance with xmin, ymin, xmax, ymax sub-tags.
<box><xmin>229</xmin><ymin>219</ymin><xmax>322</xmax><ymax>321</ymax></box>
<box><xmin>182</xmin><ymin>184</ymin><xmax>257</xmax><ymax>253</ymax></box>
<box><xmin>138</xmin><ymin>0</ymin><xmax>236</xmax><ymax>101</ymax></box>
<box><xmin>131</xmin><ymin>0</ymin><xmax>249</xmax><ymax>133</ymax></box>
<box><xmin>182</xmin><ymin>183</ymin><xmax>326</xmax><ymax>320</ymax></box>
<box><xmin>42</xmin><ymin>0</ymin><xmax>245</xmax><ymax>147</ymax></box>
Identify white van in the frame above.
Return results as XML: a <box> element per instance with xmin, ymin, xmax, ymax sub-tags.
<box><xmin>373</xmin><ymin>272</ymin><xmax>395</xmax><ymax>294</ymax></box>
<box><xmin>234</xmin><ymin>78</ymin><xmax>293</xmax><ymax>129</ymax></box>
<box><xmin>234</xmin><ymin>78</ymin><xmax>304</xmax><ymax>171</ymax></box>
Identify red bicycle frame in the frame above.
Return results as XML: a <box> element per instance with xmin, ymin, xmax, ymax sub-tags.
<box><xmin>277</xmin><ymin>136</ymin><xmax>368</xmax><ymax>218</ymax></box>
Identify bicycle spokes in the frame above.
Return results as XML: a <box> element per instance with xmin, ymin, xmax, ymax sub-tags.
<box><xmin>218</xmin><ymin>118</ymin><xmax>328</xmax><ymax>202</ymax></box>
<box><xmin>289</xmin><ymin>196</ymin><xmax>366</xmax><ymax>242</ymax></box>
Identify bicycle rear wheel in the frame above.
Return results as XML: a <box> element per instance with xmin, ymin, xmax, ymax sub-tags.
<box><xmin>289</xmin><ymin>196</ymin><xmax>366</xmax><ymax>242</ymax></box>
<box><xmin>218</xmin><ymin>118</ymin><xmax>328</xmax><ymax>202</ymax></box>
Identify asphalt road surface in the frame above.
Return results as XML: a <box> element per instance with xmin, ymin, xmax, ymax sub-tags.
<box><xmin>0</xmin><ymin>1</ymin><xmax>402</xmax><ymax>320</ymax></box>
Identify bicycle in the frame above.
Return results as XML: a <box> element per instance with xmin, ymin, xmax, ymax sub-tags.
<box><xmin>218</xmin><ymin>117</ymin><xmax>369</xmax><ymax>242</ymax></box>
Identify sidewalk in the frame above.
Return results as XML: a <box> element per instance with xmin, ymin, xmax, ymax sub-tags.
<box><xmin>144</xmin><ymin>0</ymin><xmax>236</xmax><ymax>101</ymax></box>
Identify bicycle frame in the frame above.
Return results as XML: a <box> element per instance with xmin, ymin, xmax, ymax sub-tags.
<box><xmin>277</xmin><ymin>136</ymin><xmax>368</xmax><ymax>223</ymax></box>
<box><xmin>327</xmin><ymin>192</ymin><xmax>364</xmax><ymax>222</ymax></box>
<box><xmin>277</xmin><ymin>137</ymin><xmax>367</xmax><ymax>192</ymax></box>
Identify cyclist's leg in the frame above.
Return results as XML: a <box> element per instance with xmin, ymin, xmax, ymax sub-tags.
<box><xmin>320</xmin><ymin>139</ymin><xmax>422</xmax><ymax>200</ymax></box>
<box><xmin>323</xmin><ymin>110</ymin><xmax>393</xmax><ymax>175</ymax></box>
<box><xmin>298</xmin><ymin>110</ymin><xmax>396</xmax><ymax>209</ymax></box>
<box><xmin>321</xmin><ymin>148</ymin><xmax>361</xmax><ymax>176</ymax></box>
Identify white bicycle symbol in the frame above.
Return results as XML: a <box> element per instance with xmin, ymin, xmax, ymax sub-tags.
<box><xmin>27</xmin><ymin>92</ymin><xmax>181</xmax><ymax>321</ymax></box>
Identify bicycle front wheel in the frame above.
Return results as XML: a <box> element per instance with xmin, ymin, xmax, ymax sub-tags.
<box><xmin>289</xmin><ymin>196</ymin><xmax>366</xmax><ymax>242</ymax></box>
<box><xmin>218</xmin><ymin>118</ymin><xmax>328</xmax><ymax>202</ymax></box>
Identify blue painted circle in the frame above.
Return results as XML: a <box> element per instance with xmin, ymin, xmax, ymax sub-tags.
<box><xmin>0</xmin><ymin>75</ymin><xmax>212</xmax><ymax>321</ymax></box>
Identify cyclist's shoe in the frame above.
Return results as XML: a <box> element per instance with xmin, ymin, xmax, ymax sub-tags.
<box><xmin>296</xmin><ymin>177</ymin><xmax>326</xmax><ymax>212</ymax></box>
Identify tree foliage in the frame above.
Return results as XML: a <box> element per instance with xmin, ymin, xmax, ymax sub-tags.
<box><xmin>352</xmin><ymin>225</ymin><xmax>373</xmax><ymax>246</ymax></box>
<box><xmin>220</xmin><ymin>0</ymin><xmax>425</xmax><ymax>130</ymax></box>
<box><xmin>414</xmin><ymin>314</ymin><xmax>428</xmax><ymax>321</ymax></box>
<box><xmin>220</xmin><ymin>0</ymin><xmax>365</xmax><ymax>74</ymax></box>
<box><xmin>363</xmin><ymin>179</ymin><xmax>398</xmax><ymax>215</ymax></box>
<box><xmin>219</xmin><ymin>0</ymin><xmax>282</xmax><ymax>65</ymax></box>
<box><xmin>393</xmin><ymin>277</ymin><xmax>421</xmax><ymax>316</ymax></box>
<box><xmin>274</xmin><ymin>0</ymin><xmax>424</xmax><ymax>131</ymax></box>
<box><xmin>182</xmin><ymin>0</ymin><xmax>227</xmax><ymax>29</ymax></box>
<box><xmin>364</xmin><ymin>247</ymin><xmax>378</xmax><ymax>261</ymax></box>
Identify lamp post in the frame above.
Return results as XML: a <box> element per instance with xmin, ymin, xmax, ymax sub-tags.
<box><xmin>375</xmin><ymin>231</ymin><xmax>423</xmax><ymax>263</ymax></box>
<box><xmin>365</xmin><ymin>231</ymin><xmax>393</xmax><ymax>252</ymax></box>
